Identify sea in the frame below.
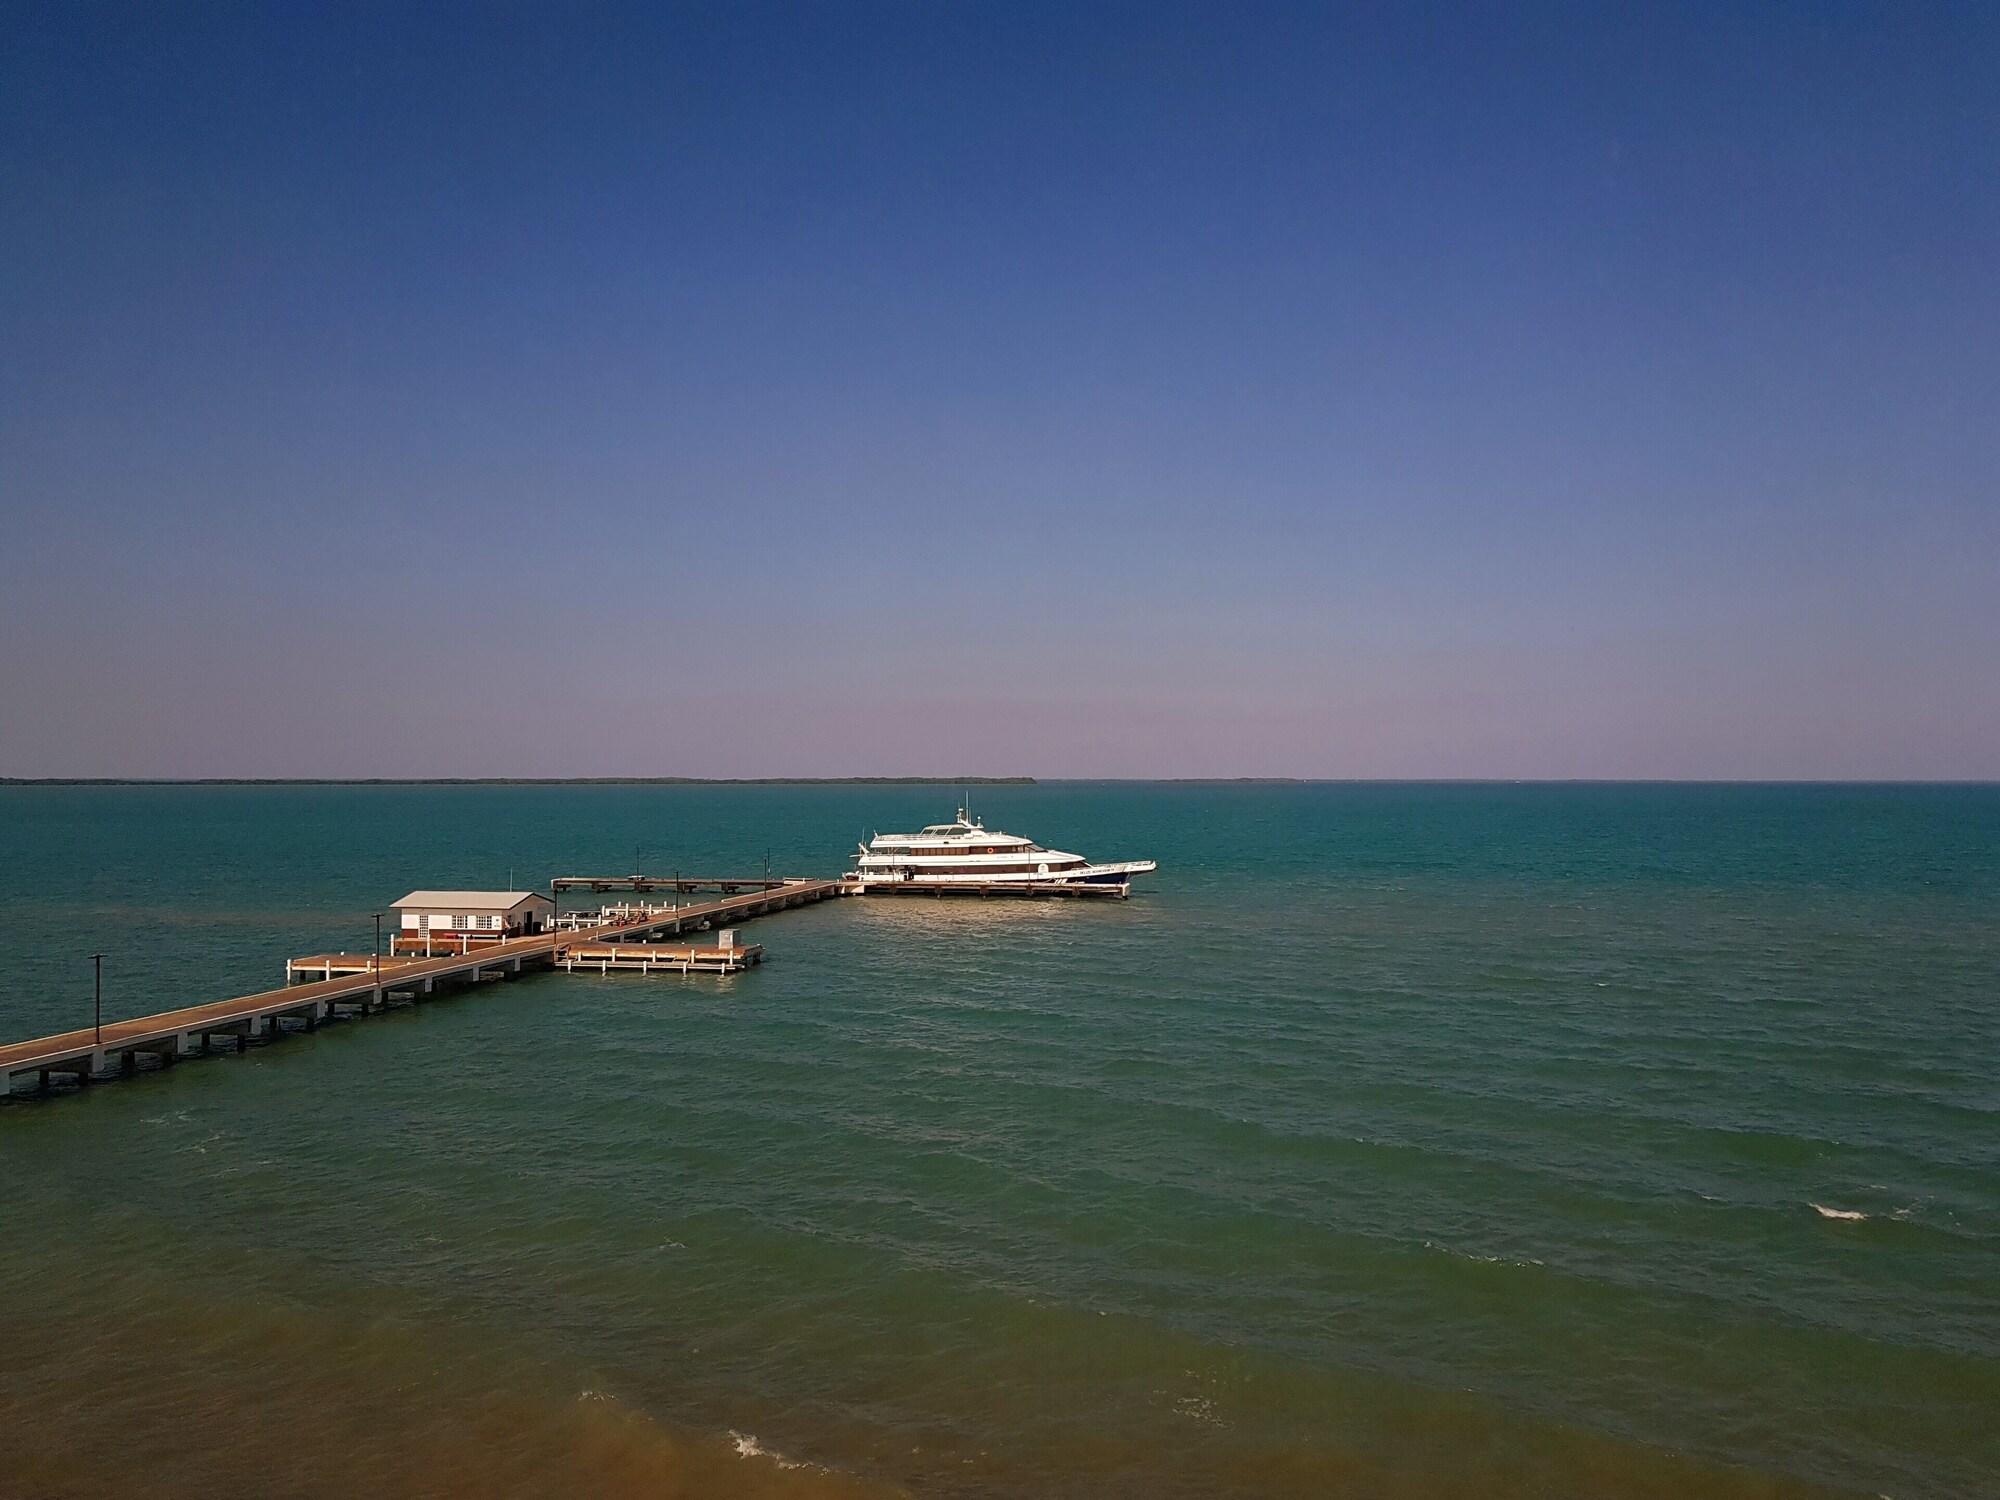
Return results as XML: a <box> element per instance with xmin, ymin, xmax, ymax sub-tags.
<box><xmin>1</xmin><ymin>782</ymin><xmax>1995</xmax><ymax>1499</ymax></box>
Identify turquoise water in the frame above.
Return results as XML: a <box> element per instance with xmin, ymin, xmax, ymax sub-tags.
<box><xmin>2</xmin><ymin>783</ymin><xmax>1996</xmax><ymax>1498</ymax></box>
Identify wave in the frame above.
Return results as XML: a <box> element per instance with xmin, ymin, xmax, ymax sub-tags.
<box><xmin>731</xmin><ymin>1430</ymin><xmax>810</xmax><ymax>1470</ymax></box>
<box><xmin>1810</xmin><ymin>1203</ymin><xmax>1868</xmax><ymax>1221</ymax></box>
<box><xmin>1423</xmin><ymin>1239</ymin><xmax>1546</xmax><ymax>1267</ymax></box>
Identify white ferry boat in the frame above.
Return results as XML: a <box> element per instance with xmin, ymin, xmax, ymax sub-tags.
<box><xmin>845</xmin><ymin>808</ymin><xmax>1156</xmax><ymax>897</ymax></box>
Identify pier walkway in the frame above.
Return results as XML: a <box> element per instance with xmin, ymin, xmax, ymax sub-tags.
<box><xmin>1</xmin><ymin>879</ymin><xmax>843</xmax><ymax>1098</ymax></box>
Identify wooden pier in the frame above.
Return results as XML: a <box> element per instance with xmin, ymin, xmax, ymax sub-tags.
<box><xmin>552</xmin><ymin>875</ymin><xmax>793</xmax><ymax>896</ymax></box>
<box><xmin>286</xmin><ymin>953</ymin><xmax>433</xmax><ymax>983</ymax></box>
<box><xmin>1</xmin><ymin>879</ymin><xmax>843</xmax><ymax>1099</ymax></box>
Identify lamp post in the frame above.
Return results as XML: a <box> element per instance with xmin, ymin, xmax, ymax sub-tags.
<box><xmin>90</xmin><ymin>952</ymin><xmax>104</xmax><ymax>1045</ymax></box>
<box><xmin>372</xmin><ymin>912</ymin><xmax>382</xmax><ymax>1009</ymax></box>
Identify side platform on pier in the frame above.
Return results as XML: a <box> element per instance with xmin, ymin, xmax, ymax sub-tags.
<box><xmin>560</xmin><ymin>941</ymin><xmax>761</xmax><ymax>975</ymax></box>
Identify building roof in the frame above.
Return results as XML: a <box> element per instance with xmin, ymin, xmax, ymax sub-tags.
<box><xmin>391</xmin><ymin>890</ymin><xmax>551</xmax><ymax>911</ymax></box>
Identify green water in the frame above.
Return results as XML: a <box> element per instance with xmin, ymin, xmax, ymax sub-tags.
<box><xmin>2</xmin><ymin>783</ymin><xmax>1996</xmax><ymax>1498</ymax></box>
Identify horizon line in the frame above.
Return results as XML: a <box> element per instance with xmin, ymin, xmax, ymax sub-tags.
<box><xmin>5</xmin><ymin>776</ymin><xmax>1998</xmax><ymax>789</ymax></box>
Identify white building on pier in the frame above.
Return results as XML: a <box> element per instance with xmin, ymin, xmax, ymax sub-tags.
<box><xmin>390</xmin><ymin>890</ymin><xmax>554</xmax><ymax>954</ymax></box>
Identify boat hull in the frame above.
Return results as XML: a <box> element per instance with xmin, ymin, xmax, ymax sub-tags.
<box><xmin>843</xmin><ymin>860</ymin><xmax>1156</xmax><ymax>899</ymax></box>
<box><xmin>847</xmin><ymin>878</ymin><xmax>1136</xmax><ymax>899</ymax></box>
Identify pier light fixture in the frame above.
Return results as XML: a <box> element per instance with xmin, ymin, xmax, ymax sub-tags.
<box><xmin>89</xmin><ymin>952</ymin><xmax>104</xmax><ymax>1045</ymax></box>
<box><xmin>372</xmin><ymin>912</ymin><xmax>382</xmax><ymax>1007</ymax></box>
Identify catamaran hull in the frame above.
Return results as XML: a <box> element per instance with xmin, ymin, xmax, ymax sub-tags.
<box><xmin>848</xmin><ymin>879</ymin><xmax>1135</xmax><ymax>898</ymax></box>
<box><xmin>844</xmin><ymin>860</ymin><xmax>1157</xmax><ymax>898</ymax></box>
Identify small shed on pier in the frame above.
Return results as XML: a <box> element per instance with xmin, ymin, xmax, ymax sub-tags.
<box><xmin>390</xmin><ymin>890</ymin><xmax>554</xmax><ymax>954</ymax></box>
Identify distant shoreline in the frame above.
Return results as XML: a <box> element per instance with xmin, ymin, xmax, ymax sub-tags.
<box><xmin>4</xmin><ymin>776</ymin><xmax>1994</xmax><ymax>789</ymax></box>
<box><xmin>0</xmin><ymin>776</ymin><xmax>1039</xmax><ymax>787</ymax></box>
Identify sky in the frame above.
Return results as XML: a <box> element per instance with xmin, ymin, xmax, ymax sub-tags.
<box><xmin>1</xmin><ymin>1</ymin><xmax>1994</xmax><ymax>779</ymax></box>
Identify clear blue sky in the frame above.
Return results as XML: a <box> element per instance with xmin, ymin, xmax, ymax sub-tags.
<box><xmin>2</xmin><ymin>2</ymin><xmax>1994</xmax><ymax>778</ymax></box>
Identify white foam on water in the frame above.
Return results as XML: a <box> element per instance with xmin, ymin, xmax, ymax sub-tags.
<box><xmin>1171</xmin><ymin>1394</ymin><xmax>1223</xmax><ymax>1426</ymax></box>
<box><xmin>1423</xmin><ymin>1238</ymin><xmax>1545</xmax><ymax>1267</ymax></box>
<box><xmin>1811</xmin><ymin>1203</ymin><xmax>1868</xmax><ymax>1221</ymax></box>
<box><xmin>731</xmin><ymin>1430</ymin><xmax>808</xmax><ymax>1470</ymax></box>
